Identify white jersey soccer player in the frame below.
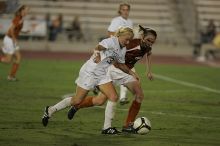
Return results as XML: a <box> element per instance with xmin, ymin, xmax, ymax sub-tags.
<box><xmin>75</xmin><ymin>36</ymin><xmax>126</xmax><ymax>90</ymax></box>
<box><xmin>41</xmin><ymin>27</ymin><xmax>137</xmax><ymax>128</ymax></box>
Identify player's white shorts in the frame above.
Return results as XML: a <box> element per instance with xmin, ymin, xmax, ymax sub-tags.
<box><xmin>108</xmin><ymin>65</ymin><xmax>136</xmax><ymax>86</ymax></box>
<box><xmin>2</xmin><ymin>35</ymin><xmax>19</xmax><ymax>55</ymax></box>
<box><xmin>75</xmin><ymin>60</ymin><xmax>112</xmax><ymax>90</ymax></box>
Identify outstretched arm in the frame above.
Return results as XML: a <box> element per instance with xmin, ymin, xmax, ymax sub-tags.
<box><xmin>145</xmin><ymin>53</ymin><xmax>153</xmax><ymax>80</ymax></box>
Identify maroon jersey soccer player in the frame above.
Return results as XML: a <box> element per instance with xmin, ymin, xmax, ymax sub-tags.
<box><xmin>100</xmin><ymin>25</ymin><xmax>157</xmax><ymax>134</ymax></box>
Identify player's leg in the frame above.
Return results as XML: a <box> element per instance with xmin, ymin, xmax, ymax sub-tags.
<box><xmin>101</xmin><ymin>99</ymin><xmax>119</xmax><ymax>134</ymax></box>
<box><xmin>69</xmin><ymin>81</ymin><xmax>120</xmax><ymax>134</ymax></box>
<box><xmin>69</xmin><ymin>81</ymin><xmax>117</xmax><ymax>109</ymax></box>
<box><xmin>76</xmin><ymin>92</ymin><xmax>107</xmax><ymax>109</ymax></box>
<box><xmin>0</xmin><ymin>53</ymin><xmax>12</xmax><ymax>63</ymax></box>
<box><xmin>78</xmin><ymin>92</ymin><xmax>118</xmax><ymax>134</ymax></box>
<box><xmin>91</xmin><ymin>93</ymin><xmax>117</xmax><ymax>132</ymax></box>
<box><xmin>8</xmin><ymin>50</ymin><xmax>21</xmax><ymax>81</ymax></box>
<box><xmin>99</xmin><ymin>82</ymin><xmax>121</xmax><ymax>134</ymax></box>
<box><xmin>49</xmin><ymin>97</ymin><xmax>72</xmax><ymax>117</ymax></box>
<box><xmin>67</xmin><ymin>81</ymin><xmax>117</xmax><ymax>120</ymax></box>
<box><xmin>67</xmin><ymin>85</ymin><xmax>90</xmax><ymax>120</ymax></box>
<box><xmin>119</xmin><ymin>85</ymin><xmax>128</xmax><ymax>105</ymax></box>
<box><xmin>119</xmin><ymin>68</ymin><xmax>135</xmax><ymax>105</ymax></box>
<box><xmin>42</xmin><ymin>96</ymin><xmax>72</xmax><ymax>127</ymax></box>
<box><xmin>42</xmin><ymin>85</ymin><xmax>89</xmax><ymax>126</ymax></box>
<box><xmin>122</xmin><ymin>81</ymin><xmax>144</xmax><ymax>133</ymax></box>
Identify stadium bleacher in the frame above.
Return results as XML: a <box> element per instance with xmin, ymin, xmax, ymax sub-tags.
<box><xmin>18</xmin><ymin>0</ymin><xmax>177</xmax><ymax>43</ymax></box>
<box><xmin>1</xmin><ymin>0</ymin><xmax>219</xmax><ymax>55</ymax></box>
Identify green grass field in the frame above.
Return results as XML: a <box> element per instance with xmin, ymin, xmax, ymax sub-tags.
<box><xmin>0</xmin><ymin>59</ymin><xmax>220</xmax><ymax>146</ymax></box>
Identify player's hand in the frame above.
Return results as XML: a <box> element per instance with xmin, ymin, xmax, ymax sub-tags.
<box><xmin>147</xmin><ymin>72</ymin><xmax>153</xmax><ymax>81</ymax></box>
<box><xmin>93</xmin><ymin>51</ymin><xmax>101</xmax><ymax>63</ymax></box>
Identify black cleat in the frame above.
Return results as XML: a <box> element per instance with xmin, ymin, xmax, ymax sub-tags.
<box><xmin>101</xmin><ymin>127</ymin><xmax>121</xmax><ymax>135</ymax></box>
<box><xmin>67</xmin><ymin>106</ymin><xmax>78</xmax><ymax>120</ymax></box>
<box><xmin>42</xmin><ymin>106</ymin><xmax>50</xmax><ymax>127</ymax></box>
<box><xmin>119</xmin><ymin>98</ymin><xmax>129</xmax><ymax>105</ymax></box>
<box><xmin>122</xmin><ymin>124</ymin><xmax>137</xmax><ymax>134</ymax></box>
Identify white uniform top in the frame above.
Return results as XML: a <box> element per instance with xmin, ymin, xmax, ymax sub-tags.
<box><xmin>75</xmin><ymin>36</ymin><xmax>126</xmax><ymax>90</ymax></box>
<box><xmin>108</xmin><ymin>16</ymin><xmax>133</xmax><ymax>32</ymax></box>
<box><xmin>89</xmin><ymin>36</ymin><xmax>126</xmax><ymax>76</ymax></box>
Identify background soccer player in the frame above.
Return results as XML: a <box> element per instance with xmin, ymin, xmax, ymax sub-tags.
<box><xmin>0</xmin><ymin>5</ymin><xmax>30</xmax><ymax>81</ymax></box>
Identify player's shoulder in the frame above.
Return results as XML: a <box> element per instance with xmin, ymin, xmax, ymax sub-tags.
<box><xmin>99</xmin><ymin>36</ymin><xmax>117</xmax><ymax>46</ymax></box>
<box><xmin>111</xmin><ymin>16</ymin><xmax>122</xmax><ymax>22</ymax></box>
<box><xmin>102</xmin><ymin>36</ymin><xmax>116</xmax><ymax>42</ymax></box>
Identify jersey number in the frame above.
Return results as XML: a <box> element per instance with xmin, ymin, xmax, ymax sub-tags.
<box><xmin>107</xmin><ymin>57</ymin><xmax>114</xmax><ymax>64</ymax></box>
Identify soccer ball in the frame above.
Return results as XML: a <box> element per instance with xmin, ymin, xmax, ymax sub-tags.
<box><xmin>133</xmin><ymin>117</ymin><xmax>151</xmax><ymax>134</ymax></box>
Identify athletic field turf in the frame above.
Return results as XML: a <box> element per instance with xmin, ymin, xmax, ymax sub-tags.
<box><xmin>0</xmin><ymin>58</ymin><xmax>220</xmax><ymax>146</ymax></box>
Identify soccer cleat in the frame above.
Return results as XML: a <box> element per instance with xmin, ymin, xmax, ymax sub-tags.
<box><xmin>42</xmin><ymin>106</ymin><xmax>50</xmax><ymax>127</ymax></box>
<box><xmin>122</xmin><ymin>123</ymin><xmax>137</xmax><ymax>134</ymax></box>
<box><xmin>119</xmin><ymin>98</ymin><xmax>129</xmax><ymax>105</ymax></box>
<box><xmin>7</xmin><ymin>76</ymin><xmax>18</xmax><ymax>81</ymax></box>
<box><xmin>101</xmin><ymin>127</ymin><xmax>121</xmax><ymax>135</ymax></box>
<box><xmin>67</xmin><ymin>106</ymin><xmax>78</xmax><ymax>120</ymax></box>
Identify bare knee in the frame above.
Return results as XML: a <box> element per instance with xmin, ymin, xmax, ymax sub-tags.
<box><xmin>134</xmin><ymin>89</ymin><xmax>144</xmax><ymax>102</ymax></box>
<box><xmin>108</xmin><ymin>94</ymin><xmax>118</xmax><ymax>102</ymax></box>
<box><xmin>70</xmin><ymin>96</ymin><xmax>82</xmax><ymax>106</ymax></box>
<box><xmin>14</xmin><ymin>56</ymin><xmax>21</xmax><ymax>64</ymax></box>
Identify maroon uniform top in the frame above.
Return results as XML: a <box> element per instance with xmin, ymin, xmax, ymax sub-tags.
<box><xmin>7</xmin><ymin>15</ymin><xmax>23</xmax><ymax>38</ymax></box>
<box><xmin>125</xmin><ymin>39</ymin><xmax>152</xmax><ymax>69</ymax></box>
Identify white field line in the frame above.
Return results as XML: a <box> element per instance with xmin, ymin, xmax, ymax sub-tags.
<box><xmin>62</xmin><ymin>74</ymin><xmax>220</xmax><ymax>120</ymax></box>
<box><xmin>95</xmin><ymin>106</ymin><xmax>220</xmax><ymax>120</ymax></box>
<box><xmin>61</xmin><ymin>93</ymin><xmax>220</xmax><ymax>120</ymax></box>
<box><xmin>154</xmin><ymin>74</ymin><xmax>220</xmax><ymax>94</ymax></box>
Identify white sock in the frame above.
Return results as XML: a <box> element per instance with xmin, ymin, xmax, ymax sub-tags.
<box><xmin>48</xmin><ymin>97</ymin><xmax>71</xmax><ymax>117</ymax></box>
<box><xmin>103</xmin><ymin>100</ymin><xmax>116</xmax><ymax>130</ymax></box>
<box><xmin>120</xmin><ymin>85</ymin><xmax>127</xmax><ymax>100</ymax></box>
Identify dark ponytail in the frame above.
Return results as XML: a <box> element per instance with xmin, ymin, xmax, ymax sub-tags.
<box><xmin>139</xmin><ymin>24</ymin><xmax>157</xmax><ymax>38</ymax></box>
